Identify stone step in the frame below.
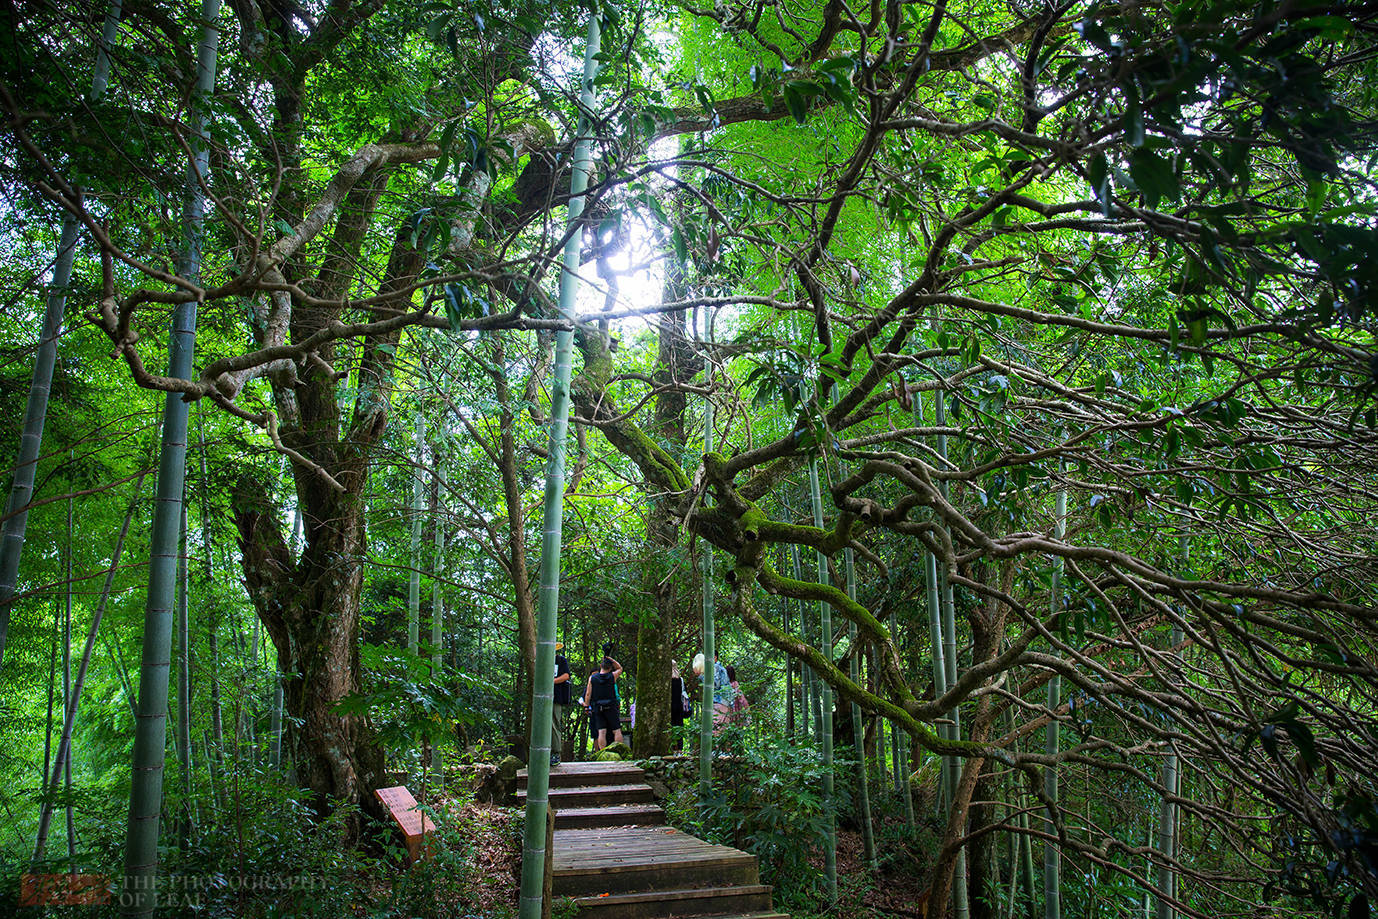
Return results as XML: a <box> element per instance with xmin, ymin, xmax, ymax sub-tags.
<box><xmin>519</xmin><ymin>783</ymin><xmax>656</xmax><ymax>809</ymax></box>
<box><xmin>553</xmin><ymin>836</ymin><xmax>757</xmax><ymax>896</ymax></box>
<box><xmin>518</xmin><ymin>761</ymin><xmax>646</xmax><ymax>788</ymax></box>
<box><xmin>570</xmin><ymin>884</ymin><xmax>774</xmax><ymax>919</ymax></box>
<box><xmin>552</xmin><ymin>804</ymin><xmax>666</xmax><ymax>830</ymax></box>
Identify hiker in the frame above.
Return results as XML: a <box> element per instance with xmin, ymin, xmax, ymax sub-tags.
<box><xmin>552</xmin><ymin>641</ymin><xmax>571</xmax><ymax>766</ymax></box>
<box><xmin>692</xmin><ymin>652</ymin><xmax>734</xmax><ymax>732</ymax></box>
<box><xmin>670</xmin><ymin>661</ymin><xmax>689</xmax><ymax>750</ymax></box>
<box><xmin>726</xmin><ymin>664</ymin><xmax>750</xmax><ymax>726</ymax></box>
<box><xmin>583</xmin><ymin>655</ymin><xmax>625</xmax><ymax>750</ymax></box>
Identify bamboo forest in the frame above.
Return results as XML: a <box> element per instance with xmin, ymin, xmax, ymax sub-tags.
<box><xmin>1</xmin><ymin>0</ymin><xmax>1376</xmax><ymax>916</ymax></box>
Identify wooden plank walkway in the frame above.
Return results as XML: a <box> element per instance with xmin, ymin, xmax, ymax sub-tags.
<box><xmin>518</xmin><ymin>762</ymin><xmax>788</xmax><ymax>919</ymax></box>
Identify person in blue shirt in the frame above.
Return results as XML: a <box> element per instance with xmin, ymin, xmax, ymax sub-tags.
<box><xmin>693</xmin><ymin>652</ymin><xmax>734</xmax><ymax>731</ymax></box>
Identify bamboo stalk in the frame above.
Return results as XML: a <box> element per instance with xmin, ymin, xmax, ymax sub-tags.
<box><xmin>1043</xmin><ymin>485</ymin><xmax>1067</xmax><ymax>919</ymax></box>
<box><xmin>1154</xmin><ymin>536</ymin><xmax>1187</xmax><ymax>919</ymax></box>
<box><xmin>122</xmin><ymin>3</ymin><xmax>221</xmax><ymax>912</ymax></box>
<box><xmin>176</xmin><ymin>500</ymin><xmax>193</xmax><ymax>841</ymax></box>
<box><xmin>699</xmin><ymin>308</ymin><xmax>717</xmax><ymax>805</ymax></box>
<box><xmin>808</xmin><ymin>455</ymin><xmax>838</xmax><ymax>903</ymax></box>
<box><xmin>0</xmin><ymin>0</ymin><xmax>122</xmax><ymax>674</ymax></box>
<box><xmin>516</xmin><ymin>16</ymin><xmax>600</xmax><ymax>919</ymax></box>
<box><xmin>845</xmin><ymin>546</ymin><xmax>877</xmax><ymax>869</ymax></box>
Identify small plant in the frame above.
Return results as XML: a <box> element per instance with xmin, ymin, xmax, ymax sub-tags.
<box><xmin>336</xmin><ymin>643</ymin><xmax>501</xmax><ymax>792</ymax></box>
<box><xmin>673</xmin><ymin>728</ymin><xmax>849</xmax><ymax>908</ymax></box>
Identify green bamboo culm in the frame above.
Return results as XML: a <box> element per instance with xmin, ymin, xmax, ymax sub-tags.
<box><xmin>1153</xmin><ymin>535</ymin><xmax>1188</xmax><ymax>919</ymax></box>
<box><xmin>924</xmin><ymin>547</ymin><xmax>947</xmax><ymax>805</ymax></box>
<box><xmin>808</xmin><ymin>455</ymin><xmax>838</xmax><ymax>903</ymax></box>
<box><xmin>893</xmin><ymin>608</ymin><xmax>915</xmax><ymax>832</ymax></box>
<box><xmin>933</xmin><ymin>375</ymin><xmax>969</xmax><ymax>919</ymax></box>
<box><xmin>407</xmin><ymin>420</ymin><xmax>426</xmax><ymax>656</ymax></box>
<box><xmin>788</xmin><ymin>542</ymin><xmax>804</xmax><ymax>744</ymax></box>
<box><xmin>918</xmin><ymin>388</ymin><xmax>952</xmax><ymax>813</ymax></box>
<box><xmin>0</xmin><ymin>0</ymin><xmax>123</xmax><ymax>674</ymax></box>
<box><xmin>516</xmin><ymin>12</ymin><xmax>600</xmax><ymax>919</ymax></box>
<box><xmin>430</xmin><ymin>462</ymin><xmax>446</xmax><ymax>783</ymax></box>
<box><xmin>1043</xmin><ymin>484</ymin><xmax>1068</xmax><ymax>919</ymax></box>
<box><xmin>698</xmin><ymin>309</ymin><xmax>716</xmax><ymax>806</ymax></box>
<box><xmin>844</xmin><ymin>546</ymin><xmax>877</xmax><ymax>869</ymax></box>
<box><xmin>175</xmin><ymin>500</ymin><xmax>193</xmax><ymax>841</ymax></box>
<box><xmin>122</xmin><ymin>2</ymin><xmax>221</xmax><ymax>913</ymax></box>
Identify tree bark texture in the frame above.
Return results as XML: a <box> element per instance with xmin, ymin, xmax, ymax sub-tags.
<box><xmin>233</xmin><ymin>471</ymin><xmax>386</xmax><ymax>826</ymax></box>
<box><xmin>632</xmin><ymin>300</ymin><xmax>694</xmax><ymax>757</ymax></box>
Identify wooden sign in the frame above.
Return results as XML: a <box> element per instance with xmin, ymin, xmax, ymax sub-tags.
<box><xmin>374</xmin><ymin>786</ymin><xmax>436</xmax><ymax>863</ymax></box>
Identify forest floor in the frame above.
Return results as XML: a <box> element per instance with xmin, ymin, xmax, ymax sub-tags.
<box><xmin>438</xmin><ymin>800</ymin><xmax>521</xmax><ymax>914</ymax></box>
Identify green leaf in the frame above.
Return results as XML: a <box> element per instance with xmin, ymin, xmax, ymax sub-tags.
<box><xmin>1087</xmin><ymin>153</ymin><xmax>1111</xmax><ymax>214</ymax></box>
<box><xmin>1124</xmin><ymin>95</ymin><xmax>1144</xmax><ymax>147</ymax></box>
<box><xmin>782</xmin><ymin>83</ymin><xmax>808</xmax><ymax>125</ymax></box>
<box><xmin>1128</xmin><ymin>149</ymin><xmax>1177</xmax><ymax>209</ymax></box>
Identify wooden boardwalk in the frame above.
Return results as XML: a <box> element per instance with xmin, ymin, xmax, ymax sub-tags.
<box><xmin>518</xmin><ymin>761</ymin><xmax>787</xmax><ymax>919</ymax></box>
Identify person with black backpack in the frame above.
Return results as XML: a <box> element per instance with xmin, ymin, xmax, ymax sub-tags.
<box><xmin>582</xmin><ymin>654</ymin><xmax>625</xmax><ymax>750</ymax></box>
<box><xmin>666</xmin><ymin>661</ymin><xmax>689</xmax><ymax>755</ymax></box>
<box><xmin>551</xmin><ymin>642</ymin><xmax>571</xmax><ymax>766</ymax></box>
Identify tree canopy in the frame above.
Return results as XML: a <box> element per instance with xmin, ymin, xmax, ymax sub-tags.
<box><xmin>1</xmin><ymin>0</ymin><xmax>1376</xmax><ymax>916</ymax></box>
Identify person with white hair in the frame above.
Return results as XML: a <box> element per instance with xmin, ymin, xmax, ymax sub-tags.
<box><xmin>692</xmin><ymin>652</ymin><xmax>733</xmax><ymax>731</ymax></box>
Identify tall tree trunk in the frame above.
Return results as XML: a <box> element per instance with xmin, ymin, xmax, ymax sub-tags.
<box><xmin>233</xmin><ymin>473</ymin><xmax>387</xmax><ymax>825</ymax></box>
<box><xmin>431</xmin><ymin>467</ymin><xmax>445</xmax><ymax>677</ymax></box>
<box><xmin>634</xmin><ymin>290</ymin><xmax>692</xmax><ymax>758</ymax></box>
<box><xmin>808</xmin><ymin>455</ymin><xmax>838</xmax><ymax>903</ymax></box>
<box><xmin>62</xmin><ymin>480</ymin><xmax>75</xmax><ymax>860</ymax></box>
<box><xmin>698</xmin><ymin>310</ymin><xmax>717</xmax><ymax>803</ymax></box>
<box><xmin>176</xmin><ymin>501</ymin><xmax>193</xmax><ymax>838</ymax></box>
<box><xmin>925</xmin><ymin>548</ymin><xmax>948</xmax><ymax>809</ymax></box>
<box><xmin>123</xmin><ymin>3</ymin><xmax>221</xmax><ymax>911</ymax></box>
<box><xmin>892</xmin><ymin>611</ymin><xmax>916</xmax><ymax>831</ymax></box>
<box><xmin>407</xmin><ymin>420</ymin><xmax>425</xmax><ymax>655</ymax></box>
<box><xmin>926</xmin><ymin>582</ymin><xmax>1010</xmax><ymax>919</ymax></box>
<box><xmin>635</xmin><ymin>504</ymin><xmax>677</xmax><ymax>758</ymax></box>
<box><xmin>206</xmin><ymin>607</ymin><xmax>225</xmax><ymax>782</ymax></box>
<box><xmin>785</xmin><ymin>585</ymin><xmax>795</xmax><ymax>742</ymax></box>
<box><xmin>0</xmin><ymin>0</ymin><xmax>121</xmax><ymax>674</ymax></box>
<box><xmin>969</xmin><ymin>767</ymin><xmax>998</xmax><ymax>919</ymax></box>
<box><xmin>493</xmin><ymin>334</ymin><xmax>536</xmax><ymax>740</ymax></box>
<box><xmin>517</xmin><ymin>17</ymin><xmax>600</xmax><ymax>919</ymax></box>
<box><xmin>934</xmin><ymin>384</ymin><xmax>969</xmax><ymax>919</ymax></box>
<box><xmin>844</xmin><ymin>546</ymin><xmax>877</xmax><ymax>869</ymax></box>
<box><xmin>1154</xmin><ymin>536</ymin><xmax>1187</xmax><ymax>919</ymax></box>
<box><xmin>43</xmin><ymin>598</ymin><xmax>57</xmax><ymax>821</ymax></box>
<box><xmin>429</xmin><ymin>464</ymin><xmax>445</xmax><ymax>782</ymax></box>
<box><xmin>1044</xmin><ymin>485</ymin><xmax>1067</xmax><ymax>919</ymax></box>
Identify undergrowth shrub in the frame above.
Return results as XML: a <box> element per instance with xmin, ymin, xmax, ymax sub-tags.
<box><xmin>666</xmin><ymin>727</ymin><xmax>851</xmax><ymax>909</ymax></box>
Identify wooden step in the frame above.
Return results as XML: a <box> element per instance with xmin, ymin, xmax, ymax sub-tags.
<box><xmin>518</xmin><ymin>761</ymin><xmax>645</xmax><ymax>788</ymax></box>
<box><xmin>552</xmin><ymin>804</ymin><xmax>666</xmax><ymax>829</ymax></box>
<box><xmin>553</xmin><ymin>827</ymin><xmax>758</xmax><ymax>896</ymax></box>
<box><xmin>570</xmin><ymin>883</ymin><xmax>773</xmax><ymax>919</ymax></box>
<box><xmin>519</xmin><ymin>783</ymin><xmax>655</xmax><ymax>809</ymax></box>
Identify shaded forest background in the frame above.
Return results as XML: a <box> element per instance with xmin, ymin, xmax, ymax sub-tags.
<box><xmin>0</xmin><ymin>0</ymin><xmax>1376</xmax><ymax>917</ymax></box>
